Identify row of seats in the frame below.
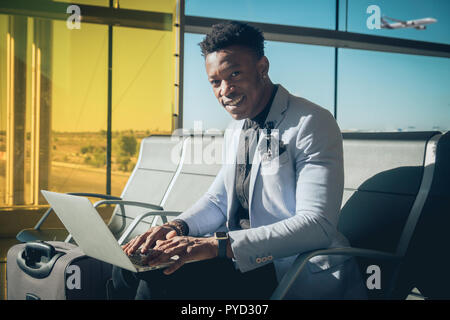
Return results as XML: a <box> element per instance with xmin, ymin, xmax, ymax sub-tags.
<box><xmin>107</xmin><ymin>132</ymin><xmax>224</xmax><ymax>241</ymax></box>
<box><xmin>17</xmin><ymin>130</ymin><xmax>449</xmax><ymax>299</ymax></box>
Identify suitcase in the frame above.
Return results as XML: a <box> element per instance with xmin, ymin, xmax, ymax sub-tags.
<box><xmin>7</xmin><ymin>241</ymin><xmax>112</xmax><ymax>300</ymax></box>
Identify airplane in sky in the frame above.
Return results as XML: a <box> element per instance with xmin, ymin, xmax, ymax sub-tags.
<box><xmin>381</xmin><ymin>16</ymin><xmax>437</xmax><ymax>30</ymax></box>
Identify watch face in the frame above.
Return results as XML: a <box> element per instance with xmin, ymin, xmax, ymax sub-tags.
<box><xmin>215</xmin><ymin>232</ymin><xmax>228</xmax><ymax>239</ymax></box>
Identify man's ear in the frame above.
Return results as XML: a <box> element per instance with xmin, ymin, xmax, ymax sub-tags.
<box><xmin>257</xmin><ymin>56</ymin><xmax>270</xmax><ymax>79</ymax></box>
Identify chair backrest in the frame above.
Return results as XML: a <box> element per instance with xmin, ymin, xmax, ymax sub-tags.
<box><xmin>398</xmin><ymin>131</ymin><xmax>450</xmax><ymax>298</ymax></box>
<box><xmin>338</xmin><ymin>131</ymin><xmax>442</xmax><ymax>254</ymax></box>
<box><xmin>108</xmin><ymin>135</ymin><xmax>185</xmax><ymax>237</ymax></box>
<box><xmin>337</xmin><ymin>131</ymin><xmax>443</xmax><ymax>298</ymax></box>
<box><xmin>162</xmin><ymin>132</ymin><xmax>224</xmax><ymax>213</ymax></box>
<box><xmin>118</xmin><ymin>131</ymin><xmax>225</xmax><ymax>239</ymax></box>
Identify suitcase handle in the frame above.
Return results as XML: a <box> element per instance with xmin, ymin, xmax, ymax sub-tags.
<box><xmin>17</xmin><ymin>241</ymin><xmax>64</xmax><ymax>279</ymax></box>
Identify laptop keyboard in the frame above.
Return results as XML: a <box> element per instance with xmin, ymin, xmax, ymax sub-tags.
<box><xmin>128</xmin><ymin>251</ymin><xmax>150</xmax><ymax>266</ymax></box>
<box><xmin>128</xmin><ymin>250</ymin><xmax>179</xmax><ymax>270</ymax></box>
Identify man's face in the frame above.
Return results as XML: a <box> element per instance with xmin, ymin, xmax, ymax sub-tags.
<box><xmin>205</xmin><ymin>45</ymin><xmax>268</xmax><ymax>120</ymax></box>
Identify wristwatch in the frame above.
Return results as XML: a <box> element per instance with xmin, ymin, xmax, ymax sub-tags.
<box><xmin>214</xmin><ymin>232</ymin><xmax>229</xmax><ymax>258</ymax></box>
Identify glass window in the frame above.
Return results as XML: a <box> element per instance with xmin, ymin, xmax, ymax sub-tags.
<box><xmin>183</xmin><ymin>33</ymin><xmax>335</xmax><ymax>130</ymax></box>
<box><xmin>111</xmin><ymin>25</ymin><xmax>176</xmax><ymax>195</ymax></box>
<box><xmin>344</xmin><ymin>0</ymin><xmax>450</xmax><ymax>45</ymax></box>
<box><xmin>337</xmin><ymin>48</ymin><xmax>450</xmax><ymax>132</ymax></box>
<box><xmin>0</xmin><ymin>1</ymin><xmax>179</xmax><ymax>207</ymax></box>
<box><xmin>50</xmin><ymin>20</ymin><xmax>108</xmax><ymax>198</ymax></box>
<box><xmin>0</xmin><ymin>15</ymin><xmax>8</xmax><ymax>205</ymax></box>
<box><xmin>0</xmin><ymin>17</ymin><xmax>108</xmax><ymax>206</ymax></box>
<box><xmin>265</xmin><ymin>41</ymin><xmax>335</xmax><ymax>116</ymax></box>
<box><xmin>108</xmin><ymin>0</ymin><xmax>178</xmax><ymax>195</ymax></box>
<box><xmin>183</xmin><ymin>33</ymin><xmax>227</xmax><ymax>131</ymax></box>
<box><xmin>186</xmin><ymin>0</ymin><xmax>336</xmax><ymax>30</ymax></box>
<box><xmin>0</xmin><ymin>15</ymin><xmax>33</xmax><ymax>205</ymax></box>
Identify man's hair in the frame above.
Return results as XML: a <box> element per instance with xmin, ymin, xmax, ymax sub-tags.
<box><xmin>199</xmin><ymin>21</ymin><xmax>265</xmax><ymax>59</ymax></box>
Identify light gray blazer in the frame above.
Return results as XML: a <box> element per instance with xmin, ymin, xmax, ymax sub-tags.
<box><xmin>178</xmin><ymin>85</ymin><xmax>366</xmax><ymax>299</ymax></box>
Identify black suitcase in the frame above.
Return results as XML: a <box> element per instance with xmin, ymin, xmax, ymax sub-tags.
<box><xmin>7</xmin><ymin>241</ymin><xmax>112</xmax><ymax>300</ymax></box>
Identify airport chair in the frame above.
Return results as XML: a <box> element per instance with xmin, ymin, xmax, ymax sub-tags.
<box><xmin>114</xmin><ymin>131</ymin><xmax>225</xmax><ymax>244</ymax></box>
<box><xmin>271</xmin><ymin>131</ymin><xmax>445</xmax><ymax>299</ymax></box>
<box><xmin>16</xmin><ymin>134</ymin><xmax>187</xmax><ymax>243</ymax></box>
<box><xmin>395</xmin><ymin>131</ymin><xmax>450</xmax><ymax>299</ymax></box>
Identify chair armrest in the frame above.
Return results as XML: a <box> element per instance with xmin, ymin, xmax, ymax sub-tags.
<box><xmin>66</xmin><ymin>192</ymin><xmax>122</xmax><ymax>200</ymax></box>
<box><xmin>92</xmin><ymin>200</ymin><xmax>163</xmax><ymax>240</ymax></box>
<box><xmin>118</xmin><ymin>211</ymin><xmax>181</xmax><ymax>245</ymax></box>
<box><xmin>93</xmin><ymin>199</ymin><xmax>163</xmax><ymax>211</ymax></box>
<box><xmin>34</xmin><ymin>192</ymin><xmax>122</xmax><ymax>230</ymax></box>
<box><xmin>270</xmin><ymin>247</ymin><xmax>401</xmax><ymax>300</ymax></box>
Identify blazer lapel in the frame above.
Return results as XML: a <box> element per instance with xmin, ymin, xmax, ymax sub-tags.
<box><xmin>248</xmin><ymin>85</ymin><xmax>290</xmax><ymax>218</ymax></box>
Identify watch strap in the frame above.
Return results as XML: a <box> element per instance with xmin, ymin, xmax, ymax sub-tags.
<box><xmin>218</xmin><ymin>238</ymin><xmax>227</xmax><ymax>258</ymax></box>
<box><xmin>215</xmin><ymin>232</ymin><xmax>228</xmax><ymax>258</ymax></box>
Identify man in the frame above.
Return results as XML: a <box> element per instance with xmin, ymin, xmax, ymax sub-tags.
<box><xmin>112</xmin><ymin>21</ymin><xmax>366</xmax><ymax>299</ymax></box>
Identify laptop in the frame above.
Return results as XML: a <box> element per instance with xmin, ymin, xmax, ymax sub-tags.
<box><xmin>41</xmin><ymin>190</ymin><xmax>178</xmax><ymax>272</ymax></box>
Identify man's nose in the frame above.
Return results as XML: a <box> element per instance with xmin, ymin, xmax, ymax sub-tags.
<box><xmin>220</xmin><ymin>81</ymin><xmax>235</xmax><ymax>97</ymax></box>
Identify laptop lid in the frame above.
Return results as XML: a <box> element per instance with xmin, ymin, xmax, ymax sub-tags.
<box><xmin>41</xmin><ymin>190</ymin><xmax>138</xmax><ymax>272</ymax></box>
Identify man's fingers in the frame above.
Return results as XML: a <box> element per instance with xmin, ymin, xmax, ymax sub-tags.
<box><xmin>127</xmin><ymin>234</ymin><xmax>146</xmax><ymax>254</ymax></box>
<box><xmin>140</xmin><ymin>232</ymin><xmax>159</xmax><ymax>253</ymax></box>
<box><xmin>141</xmin><ymin>227</ymin><xmax>172</xmax><ymax>253</ymax></box>
<box><xmin>155</xmin><ymin>238</ymin><xmax>181</xmax><ymax>252</ymax></box>
<box><xmin>123</xmin><ymin>238</ymin><xmax>137</xmax><ymax>255</ymax></box>
<box><xmin>147</xmin><ymin>245</ymin><xmax>185</xmax><ymax>266</ymax></box>
<box><xmin>141</xmin><ymin>249</ymin><xmax>162</xmax><ymax>264</ymax></box>
<box><xmin>166</xmin><ymin>230</ymin><xmax>177</xmax><ymax>239</ymax></box>
<box><xmin>124</xmin><ymin>225</ymin><xmax>175</xmax><ymax>255</ymax></box>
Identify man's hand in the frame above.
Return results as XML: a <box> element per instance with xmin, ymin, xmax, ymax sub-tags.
<box><xmin>121</xmin><ymin>225</ymin><xmax>178</xmax><ymax>255</ymax></box>
<box><xmin>144</xmin><ymin>236</ymin><xmax>219</xmax><ymax>275</ymax></box>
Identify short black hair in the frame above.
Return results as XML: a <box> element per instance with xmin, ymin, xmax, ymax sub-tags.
<box><xmin>199</xmin><ymin>21</ymin><xmax>265</xmax><ymax>59</ymax></box>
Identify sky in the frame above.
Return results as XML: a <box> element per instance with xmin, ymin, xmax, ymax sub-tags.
<box><xmin>183</xmin><ymin>0</ymin><xmax>450</xmax><ymax>132</ymax></box>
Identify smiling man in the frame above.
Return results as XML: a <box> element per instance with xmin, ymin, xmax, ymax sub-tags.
<box><xmin>111</xmin><ymin>21</ymin><xmax>366</xmax><ymax>300</ymax></box>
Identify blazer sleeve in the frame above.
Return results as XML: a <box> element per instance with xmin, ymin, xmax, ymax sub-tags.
<box><xmin>176</xmin><ymin>165</ymin><xmax>228</xmax><ymax>236</ymax></box>
<box><xmin>228</xmin><ymin>108</ymin><xmax>345</xmax><ymax>273</ymax></box>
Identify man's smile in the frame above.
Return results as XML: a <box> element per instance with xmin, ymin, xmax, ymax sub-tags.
<box><xmin>223</xmin><ymin>95</ymin><xmax>245</xmax><ymax>108</ymax></box>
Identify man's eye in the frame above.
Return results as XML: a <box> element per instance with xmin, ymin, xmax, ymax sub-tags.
<box><xmin>231</xmin><ymin>71</ymin><xmax>240</xmax><ymax>77</ymax></box>
<box><xmin>210</xmin><ymin>80</ymin><xmax>220</xmax><ymax>86</ymax></box>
